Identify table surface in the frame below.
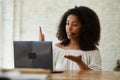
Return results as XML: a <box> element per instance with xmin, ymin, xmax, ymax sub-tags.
<box><xmin>1</xmin><ymin>69</ymin><xmax>120</xmax><ymax>80</ymax></box>
<box><xmin>50</xmin><ymin>70</ymin><xmax>120</xmax><ymax>80</ymax></box>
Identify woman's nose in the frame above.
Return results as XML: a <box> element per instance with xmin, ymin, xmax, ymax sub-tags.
<box><xmin>68</xmin><ymin>25</ymin><xmax>72</xmax><ymax>31</ymax></box>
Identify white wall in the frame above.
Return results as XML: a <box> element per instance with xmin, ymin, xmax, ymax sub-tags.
<box><xmin>0</xmin><ymin>0</ymin><xmax>120</xmax><ymax>70</ymax></box>
<box><xmin>0</xmin><ymin>0</ymin><xmax>2</xmax><ymax>68</ymax></box>
<box><xmin>0</xmin><ymin>0</ymin><xmax>14</xmax><ymax>68</ymax></box>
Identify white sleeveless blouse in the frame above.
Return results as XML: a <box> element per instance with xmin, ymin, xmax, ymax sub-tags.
<box><xmin>53</xmin><ymin>45</ymin><xmax>101</xmax><ymax>71</ymax></box>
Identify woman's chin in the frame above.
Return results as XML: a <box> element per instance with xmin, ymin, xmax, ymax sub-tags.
<box><xmin>67</xmin><ymin>36</ymin><xmax>73</xmax><ymax>40</ymax></box>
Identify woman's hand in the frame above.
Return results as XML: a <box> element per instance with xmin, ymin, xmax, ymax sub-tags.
<box><xmin>39</xmin><ymin>26</ymin><xmax>45</xmax><ymax>41</ymax></box>
<box><xmin>64</xmin><ymin>55</ymin><xmax>82</xmax><ymax>64</ymax></box>
<box><xmin>64</xmin><ymin>55</ymin><xmax>91</xmax><ymax>70</ymax></box>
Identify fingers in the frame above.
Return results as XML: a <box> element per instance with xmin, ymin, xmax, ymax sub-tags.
<box><xmin>64</xmin><ymin>55</ymin><xmax>81</xmax><ymax>58</ymax></box>
<box><xmin>39</xmin><ymin>26</ymin><xmax>45</xmax><ymax>41</ymax></box>
<box><xmin>64</xmin><ymin>55</ymin><xmax>77</xmax><ymax>61</ymax></box>
<box><xmin>39</xmin><ymin>26</ymin><xmax>42</xmax><ymax>34</ymax></box>
<box><xmin>64</xmin><ymin>55</ymin><xmax>82</xmax><ymax>63</ymax></box>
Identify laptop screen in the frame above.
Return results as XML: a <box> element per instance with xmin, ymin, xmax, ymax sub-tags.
<box><xmin>14</xmin><ymin>41</ymin><xmax>53</xmax><ymax>71</ymax></box>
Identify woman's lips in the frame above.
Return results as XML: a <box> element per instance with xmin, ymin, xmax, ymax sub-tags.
<box><xmin>67</xmin><ymin>32</ymin><xmax>75</xmax><ymax>35</ymax></box>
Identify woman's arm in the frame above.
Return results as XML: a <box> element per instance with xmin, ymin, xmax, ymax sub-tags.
<box><xmin>64</xmin><ymin>55</ymin><xmax>91</xmax><ymax>70</ymax></box>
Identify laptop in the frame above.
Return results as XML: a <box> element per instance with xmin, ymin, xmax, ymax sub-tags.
<box><xmin>14</xmin><ymin>41</ymin><xmax>63</xmax><ymax>73</ymax></box>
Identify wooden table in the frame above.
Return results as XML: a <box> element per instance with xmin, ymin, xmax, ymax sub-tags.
<box><xmin>1</xmin><ymin>69</ymin><xmax>120</xmax><ymax>80</ymax></box>
<box><xmin>50</xmin><ymin>70</ymin><xmax>120</xmax><ymax>80</ymax></box>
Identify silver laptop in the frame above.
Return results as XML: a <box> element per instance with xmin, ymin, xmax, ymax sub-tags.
<box><xmin>14</xmin><ymin>41</ymin><xmax>53</xmax><ymax>72</ymax></box>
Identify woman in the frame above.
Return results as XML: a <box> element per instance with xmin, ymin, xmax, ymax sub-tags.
<box><xmin>39</xmin><ymin>6</ymin><xmax>101</xmax><ymax>71</ymax></box>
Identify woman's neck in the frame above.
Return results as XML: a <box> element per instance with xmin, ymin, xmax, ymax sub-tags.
<box><xmin>64</xmin><ymin>39</ymin><xmax>81</xmax><ymax>50</ymax></box>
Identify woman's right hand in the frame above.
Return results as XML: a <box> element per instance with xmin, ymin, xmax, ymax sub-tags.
<box><xmin>39</xmin><ymin>26</ymin><xmax>45</xmax><ymax>41</ymax></box>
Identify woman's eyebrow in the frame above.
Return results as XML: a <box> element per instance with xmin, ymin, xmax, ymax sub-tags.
<box><xmin>66</xmin><ymin>20</ymin><xmax>69</xmax><ymax>22</ymax></box>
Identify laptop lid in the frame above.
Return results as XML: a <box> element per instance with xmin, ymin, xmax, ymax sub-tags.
<box><xmin>14</xmin><ymin>41</ymin><xmax>53</xmax><ymax>71</ymax></box>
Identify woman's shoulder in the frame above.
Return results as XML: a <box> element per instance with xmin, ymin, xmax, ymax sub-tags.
<box><xmin>55</xmin><ymin>43</ymin><xmax>64</xmax><ymax>49</ymax></box>
<box><xmin>53</xmin><ymin>43</ymin><xmax>66</xmax><ymax>55</ymax></box>
<box><xmin>85</xmin><ymin>47</ymin><xmax>100</xmax><ymax>55</ymax></box>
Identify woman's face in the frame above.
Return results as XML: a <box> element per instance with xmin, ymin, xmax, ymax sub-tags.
<box><xmin>66</xmin><ymin>14</ymin><xmax>81</xmax><ymax>40</ymax></box>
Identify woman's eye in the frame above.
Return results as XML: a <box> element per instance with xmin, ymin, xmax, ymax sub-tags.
<box><xmin>66</xmin><ymin>23</ymin><xmax>69</xmax><ymax>25</ymax></box>
<box><xmin>72</xmin><ymin>24</ymin><xmax>78</xmax><ymax>26</ymax></box>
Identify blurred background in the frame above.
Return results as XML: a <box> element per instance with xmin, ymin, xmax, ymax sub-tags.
<box><xmin>0</xmin><ymin>0</ymin><xmax>120</xmax><ymax>71</ymax></box>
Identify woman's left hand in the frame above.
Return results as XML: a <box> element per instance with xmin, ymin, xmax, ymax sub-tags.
<box><xmin>64</xmin><ymin>55</ymin><xmax>82</xmax><ymax>64</ymax></box>
<box><xmin>64</xmin><ymin>54</ymin><xmax>91</xmax><ymax>70</ymax></box>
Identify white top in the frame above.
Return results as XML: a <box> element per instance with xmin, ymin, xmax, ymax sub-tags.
<box><xmin>53</xmin><ymin>46</ymin><xmax>101</xmax><ymax>71</ymax></box>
